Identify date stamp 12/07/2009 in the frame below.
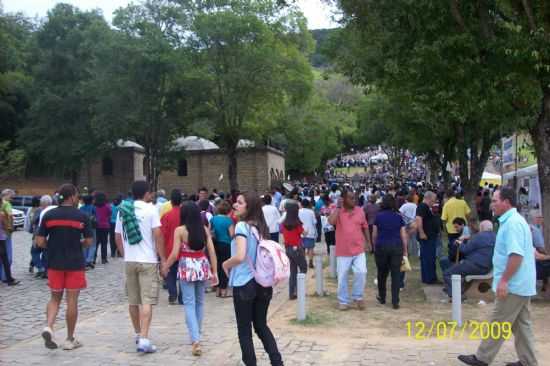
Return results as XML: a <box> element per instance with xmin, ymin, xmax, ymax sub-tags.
<box><xmin>406</xmin><ymin>320</ymin><xmax>512</xmax><ymax>341</ymax></box>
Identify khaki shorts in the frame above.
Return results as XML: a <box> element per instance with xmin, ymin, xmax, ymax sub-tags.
<box><xmin>125</xmin><ymin>262</ymin><xmax>161</xmax><ymax>305</ymax></box>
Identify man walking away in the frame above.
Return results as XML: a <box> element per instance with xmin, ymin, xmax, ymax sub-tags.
<box><xmin>115</xmin><ymin>180</ymin><xmax>165</xmax><ymax>354</ymax></box>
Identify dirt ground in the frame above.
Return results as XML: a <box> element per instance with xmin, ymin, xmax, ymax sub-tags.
<box><xmin>269</xmin><ymin>255</ymin><xmax>550</xmax><ymax>365</ymax></box>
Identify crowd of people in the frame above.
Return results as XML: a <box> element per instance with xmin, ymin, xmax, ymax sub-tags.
<box><xmin>1</xmin><ymin>172</ymin><xmax>549</xmax><ymax>366</ymax></box>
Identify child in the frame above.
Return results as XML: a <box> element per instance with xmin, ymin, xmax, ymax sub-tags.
<box><xmin>299</xmin><ymin>198</ymin><xmax>317</xmax><ymax>268</ymax></box>
<box><xmin>280</xmin><ymin>202</ymin><xmax>306</xmax><ymax>300</ymax></box>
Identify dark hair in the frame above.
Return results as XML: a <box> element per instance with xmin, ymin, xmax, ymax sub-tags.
<box><xmin>82</xmin><ymin>194</ymin><xmax>93</xmax><ymax>205</ymax></box>
<box><xmin>58</xmin><ymin>184</ymin><xmax>78</xmax><ymax>203</ymax></box>
<box><xmin>199</xmin><ymin>187</ymin><xmax>208</xmax><ymax>193</ymax></box>
<box><xmin>452</xmin><ymin>217</ymin><xmax>466</xmax><ymax>226</ymax></box>
<box><xmin>283</xmin><ymin>202</ymin><xmax>302</xmax><ymax>230</ymax></box>
<box><xmin>301</xmin><ymin>198</ymin><xmax>311</xmax><ymax>208</ymax></box>
<box><xmin>217</xmin><ymin>200</ymin><xmax>231</xmax><ymax>215</ymax></box>
<box><xmin>132</xmin><ymin>180</ymin><xmax>150</xmax><ymax>200</ymax></box>
<box><xmin>380</xmin><ymin>194</ymin><xmax>397</xmax><ymax>211</ymax></box>
<box><xmin>170</xmin><ymin>189</ymin><xmax>182</xmax><ymax>206</ymax></box>
<box><xmin>321</xmin><ymin>193</ymin><xmax>331</xmax><ymax>204</ymax></box>
<box><xmin>263</xmin><ymin>194</ymin><xmax>272</xmax><ymax>205</ymax></box>
<box><xmin>198</xmin><ymin>199</ymin><xmax>210</xmax><ymax>211</ymax></box>
<box><xmin>446</xmin><ymin>189</ymin><xmax>455</xmax><ymax>198</ymax></box>
<box><xmin>94</xmin><ymin>192</ymin><xmax>107</xmax><ymax>207</ymax></box>
<box><xmin>406</xmin><ymin>193</ymin><xmax>415</xmax><ymax>203</ymax></box>
<box><xmin>483</xmin><ymin>190</ymin><xmax>490</xmax><ymax>197</ymax></box>
<box><xmin>181</xmin><ymin>201</ymin><xmax>206</xmax><ymax>250</ymax></box>
<box><xmin>498</xmin><ymin>187</ymin><xmax>517</xmax><ymax>207</ymax></box>
<box><xmin>239</xmin><ymin>191</ymin><xmax>269</xmax><ymax>238</ymax></box>
<box><xmin>113</xmin><ymin>194</ymin><xmax>123</xmax><ymax>206</ymax></box>
<box><xmin>31</xmin><ymin>196</ymin><xmax>41</xmax><ymax>208</ymax></box>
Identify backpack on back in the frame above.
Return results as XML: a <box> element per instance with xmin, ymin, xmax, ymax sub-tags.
<box><xmin>247</xmin><ymin>226</ymin><xmax>290</xmax><ymax>288</ymax></box>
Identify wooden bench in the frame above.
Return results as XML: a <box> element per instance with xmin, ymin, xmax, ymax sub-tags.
<box><xmin>464</xmin><ymin>271</ymin><xmax>494</xmax><ymax>301</ymax></box>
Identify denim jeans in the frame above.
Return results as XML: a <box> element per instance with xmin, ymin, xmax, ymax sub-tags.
<box><xmin>336</xmin><ymin>252</ymin><xmax>367</xmax><ymax>305</ymax></box>
<box><xmin>0</xmin><ymin>235</ymin><xmax>12</xmax><ymax>281</ymax></box>
<box><xmin>180</xmin><ymin>280</ymin><xmax>206</xmax><ymax>343</ymax></box>
<box><xmin>286</xmin><ymin>246</ymin><xmax>307</xmax><ymax>298</ymax></box>
<box><xmin>419</xmin><ymin>238</ymin><xmax>438</xmax><ymax>283</ymax></box>
<box><xmin>233</xmin><ymin>279</ymin><xmax>283</xmax><ymax>366</ymax></box>
<box><xmin>83</xmin><ymin>229</ymin><xmax>97</xmax><ymax>264</ymax></box>
<box><xmin>31</xmin><ymin>245</ymin><xmax>45</xmax><ymax>272</ymax></box>
<box><xmin>167</xmin><ymin>262</ymin><xmax>180</xmax><ymax>301</ymax></box>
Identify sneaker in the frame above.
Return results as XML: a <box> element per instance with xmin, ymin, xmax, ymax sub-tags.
<box><xmin>41</xmin><ymin>327</ymin><xmax>58</xmax><ymax>349</ymax></box>
<box><xmin>308</xmin><ymin>260</ymin><xmax>314</xmax><ymax>269</ymax></box>
<box><xmin>7</xmin><ymin>279</ymin><xmax>20</xmax><ymax>286</ymax></box>
<box><xmin>168</xmin><ymin>296</ymin><xmax>177</xmax><ymax>305</ymax></box>
<box><xmin>29</xmin><ymin>265</ymin><xmax>34</xmax><ymax>273</ymax></box>
<box><xmin>62</xmin><ymin>338</ymin><xmax>83</xmax><ymax>350</ymax></box>
<box><xmin>137</xmin><ymin>338</ymin><xmax>157</xmax><ymax>353</ymax></box>
<box><xmin>338</xmin><ymin>303</ymin><xmax>349</xmax><ymax>311</ymax></box>
<box><xmin>354</xmin><ymin>299</ymin><xmax>365</xmax><ymax>310</ymax></box>
<box><xmin>457</xmin><ymin>355</ymin><xmax>488</xmax><ymax>366</ymax></box>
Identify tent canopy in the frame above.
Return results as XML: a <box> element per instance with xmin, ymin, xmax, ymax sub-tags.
<box><xmin>480</xmin><ymin>171</ymin><xmax>501</xmax><ymax>186</ymax></box>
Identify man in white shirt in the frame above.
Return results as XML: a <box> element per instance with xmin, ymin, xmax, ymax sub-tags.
<box><xmin>299</xmin><ymin>199</ymin><xmax>317</xmax><ymax>268</ymax></box>
<box><xmin>400</xmin><ymin>193</ymin><xmax>419</xmax><ymax>258</ymax></box>
<box><xmin>262</xmin><ymin>194</ymin><xmax>281</xmax><ymax>242</ymax></box>
<box><xmin>115</xmin><ymin>181</ymin><xmax>165</xmax><ymax>354</ymax></box>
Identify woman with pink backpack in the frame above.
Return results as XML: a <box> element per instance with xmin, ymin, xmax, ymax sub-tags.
<box><xmin>222</xmin><ymin>192</ymin><xmax>284</xmax><ymax>366</ymax></box>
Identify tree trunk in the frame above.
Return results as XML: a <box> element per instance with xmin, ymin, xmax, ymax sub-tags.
<box><xmin>530</xmin><ymin>86</ymin><xmax>550</xmax><ymax>254</ymax></box>
<box><xmin>228</xmin><ymin>147</ymin><xmax>239</xmax><ymax>192</ymax></box>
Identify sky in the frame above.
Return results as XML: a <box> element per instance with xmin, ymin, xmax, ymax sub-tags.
<box><xmin>2</xmin><ymin>0</ymin><xmax>340</xmax><ymax>29</ymax></box>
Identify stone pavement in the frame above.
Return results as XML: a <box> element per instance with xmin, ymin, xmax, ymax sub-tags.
<box><xmin>1</xmin><ymin>231</ymin><xmax>549</xmax><ymax>365</ymax></box>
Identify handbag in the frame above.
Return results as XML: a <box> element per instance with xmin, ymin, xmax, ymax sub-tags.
<box><xmin>400</xmin><ymin>256</ymin><xmax>411</xmax><ymax>272</ymax></box>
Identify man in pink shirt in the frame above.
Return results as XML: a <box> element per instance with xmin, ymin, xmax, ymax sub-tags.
<box><xmin>329</xmin><ymin>189</ymin><xmax>371</xmax><ymax>310</ymax></box>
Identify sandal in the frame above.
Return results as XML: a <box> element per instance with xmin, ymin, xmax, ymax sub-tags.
<box><xmin>191</xmin><ymin>342</ymin><xmax>202</xmax><ymax>356</ymax></box>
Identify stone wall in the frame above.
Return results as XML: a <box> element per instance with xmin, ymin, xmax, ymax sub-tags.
<box><xmin>79</xmin><ymin>147</ymin><xmax>145</xmax><ymax>198</ymax></box>
<box><xmin>159</xmin><ymin>147</ymin><xmax>285</xmax><ymax>194</ymax></box>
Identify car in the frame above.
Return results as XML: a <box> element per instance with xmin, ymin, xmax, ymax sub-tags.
<box><xmin>11</xmin><ymin>195</ymin><xmax>36</xmax><ymax>214</ymax></box>
<box><xmin>12</xmin><ymin>208</ymin><xmax>25</xmax><ymax>230</ymax></box>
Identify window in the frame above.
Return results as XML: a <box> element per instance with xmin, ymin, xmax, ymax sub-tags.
<box><xmin>178</xmin><ymin>159</ymin><xmax>188</xmax><ymax>177</ymax></box>
<box><xmin>102</xmin><ymin>157</ymin><xmax>113</xmax><ymax>176</ymax></box>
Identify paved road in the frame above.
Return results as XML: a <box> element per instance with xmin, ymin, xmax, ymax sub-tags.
<box><xmin>2</xmin><ymin>231</ymin><xmax>549</xmax><ymax>365</ymax></box>
<box><xmin>0</xmin><ymin>231</ymin><xmax>128</xmax><ymax>348</ymax></box>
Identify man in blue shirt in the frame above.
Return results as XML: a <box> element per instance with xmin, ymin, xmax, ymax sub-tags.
<box><xmin>443</xmin><ymin>220</ymin><xmax>495</xmax><ymax>298</ymax></box>
<box><xmin>459</xmin><ymin>187</ymin><xmax>538</xmax><ymax>366</ymax></box>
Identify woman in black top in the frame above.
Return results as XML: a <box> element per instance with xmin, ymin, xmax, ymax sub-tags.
<box><xmin>372</xmin><ymin>195</ymin><xmax>408</xmax><ymax>309</ymax></box>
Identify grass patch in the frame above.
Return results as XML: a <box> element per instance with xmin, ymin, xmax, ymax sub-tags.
<box><xmin>290</xmin><ymin>312</ymin><xmax>330</xmax><ymax>326</ymax></box>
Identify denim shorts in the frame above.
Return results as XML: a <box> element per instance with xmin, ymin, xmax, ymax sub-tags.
<box><xmin>302</xmin><ymin>238</ymin><xmax>315</xmax><ymax>249</ymax></box>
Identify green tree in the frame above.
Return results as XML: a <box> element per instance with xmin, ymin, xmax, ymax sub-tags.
<box><xmin>19</xmin><ymin>4</ymin><xmax>112</xmax><ymax>183</ymax></box>
<box><xmin>327</xmin><ymin>1</ymin><xmax>524</xmax><ymax>213</ymax></box>
<box><xmin>182</xmin><ymin>0</ymin><xmax>314</xmax><ymax>190</ymax></box>
<box><xmin>90</xmin><ymin>0</ymin><xmax>196</xmax><ymax>190</ymax></box>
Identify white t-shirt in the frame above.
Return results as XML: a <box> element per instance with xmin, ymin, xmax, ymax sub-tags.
<box><xmin>299</xmin><ymin>208</ymin><xmax>317</xmax><ymax>239</ymax></box>
<box><xmin>399</xmin><ymin>202</ymin><xmax>418</xmax><ymax>225</ymax></box>
<box><xmin>328</xmin><ymin>190</ymin><xmax>341</xmax><ymax>202</ymax></box>
<box><xmin>262</xmin><ymin>204</ymin><xmax>281</xmax><ymax>234</ymax></box>
<box><xmin>115</xmin><ymin>200</ymin><xmax>161</xmax><ymax>263</ymax></box>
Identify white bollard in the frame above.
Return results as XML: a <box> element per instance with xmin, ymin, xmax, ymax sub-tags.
<box><xmin>297</xmin><ymin>272</ymin><xmax>307</xmax><ymax>321</ymax></box>
<box><xmin>314</xmin><ymin>255</ymin><xmax>324</xmax><ymax>296</ymax></box>
<box><xmin>329</xmin><ymin>246</ymin><xmax>336</xmax><ymax>279</ymax></box>
<box><xmin>451</xmin><ymin>274</ymin><xmax>462</xmax><ymax>326</ymax></box>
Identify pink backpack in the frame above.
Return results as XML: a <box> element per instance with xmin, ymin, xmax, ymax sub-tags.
<box><xmin>247</xmin><ymin>226</ymin><xmax>290</xmax><ymax>288</ymax></box>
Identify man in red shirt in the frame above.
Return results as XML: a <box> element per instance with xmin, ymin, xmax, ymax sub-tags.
<box><xmin>329</xmin><ymin>189</ymin><xmax>371</xmax><ymax>311</ymax></box>
<box><xmin>160</xmin><ymin>189</ymin><xmax>183</xmax><ymax>304</ymax></box>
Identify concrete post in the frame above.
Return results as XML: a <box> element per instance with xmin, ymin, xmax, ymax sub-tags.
<box><xmin>297</xmin><ymin>272</ymin><xmax>307</xmax><ymax>321</ymax></box>
<box><xmin>314</xmin><ymin>255</ymin><xmax>324</xmax><ymax>296</ymax></box>
<box><xmin>451</xmin><ymin>274</ymin><xmax>462</xmax><ymax>326</ymax></box>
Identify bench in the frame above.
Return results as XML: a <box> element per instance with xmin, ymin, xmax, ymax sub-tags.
<box><xmin>464</xmin><ymin>271</ymin><xmax>494</xmax><ymax>301</ymax></box>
